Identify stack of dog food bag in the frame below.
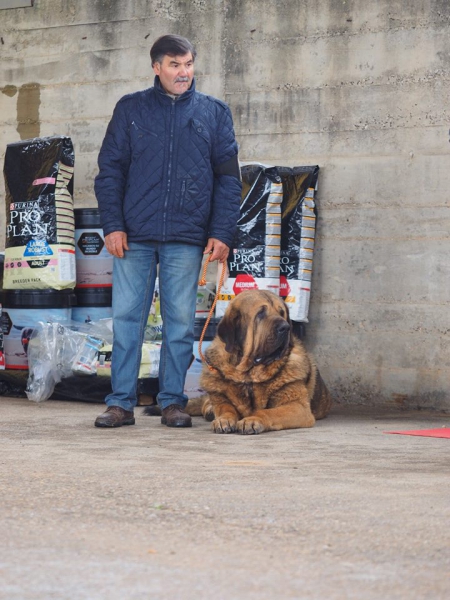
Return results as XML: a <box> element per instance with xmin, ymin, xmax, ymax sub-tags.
<box><xmin>278</xmin><ymin>166</ymin><xmax>320</xmax><ymax>322</ymax></box>
<box><xmin>216</xmin><ymin>164</ymin><xmax>320</xmax><ymax>323</ymax></box>
<box><xmin>0</xmin><ymin>136</ymin><xmax>77</xmax><ymax>371</ymax></box>
<box><xmin>215</xmin><ymin>165</ymin><xmax>283</xmax><ymax>316</ymax></box>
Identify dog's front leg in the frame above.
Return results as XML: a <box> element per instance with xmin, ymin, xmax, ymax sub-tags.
<box><xmin>237</xmin><ymin>403</ymin><xmax>315</xmax><ymax>435</ymax></box>
<box><xmin>209</xmin><ymin>397</ymin><xmax>239</xmax><ymax>433</ymax></box>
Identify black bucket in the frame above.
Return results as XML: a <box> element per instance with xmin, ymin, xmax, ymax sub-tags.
<box><xmin>0</xmin><ymin>289</ymin><xmax>76</xmax><ymax>369</ymax></box>
<box><xmin>72</xmin><ymin>286</ymin><xmax>113</xmax><ymax>323</ymax></box>
<box><xmin>74</xmin><ymin>208</ymin><xmax>113</xmax><ymax>288</ymax></box>
<box><xmin>193</xmin><ymin>317</ymin><xmax>219</xmax><ymax>341</ymax></box>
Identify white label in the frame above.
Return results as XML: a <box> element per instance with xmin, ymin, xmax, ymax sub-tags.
<box><xmin>58</xmin><ymin>249</ymin><xmax>76</xmax><ymax>282</ymax></box>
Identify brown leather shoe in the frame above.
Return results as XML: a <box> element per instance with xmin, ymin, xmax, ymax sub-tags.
<box><xmin>161</xmin><ymin>404</ymin><xmax>192</xmax><ymax>428</ymax></box>
<box><xmin>95</xmin><ymin>406</ymin><xmax>135</xmax><ymax>428</ymax></box>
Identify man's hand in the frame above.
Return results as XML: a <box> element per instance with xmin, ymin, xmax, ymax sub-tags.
<box><xmin>203</xmin><ymin>238</ymin><xmax>230</xmax><ymax>263</ymax></box>
<box><xmin>105</xmin><ymin>231</ymin><xmax>129</xmax><ymax>258</ymax></box>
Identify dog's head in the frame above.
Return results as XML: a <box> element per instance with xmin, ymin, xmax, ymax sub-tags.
<box><xmin>217</xmin><ymin>290</ymin><xmax>293</xmax><ymax>373</ymax></box>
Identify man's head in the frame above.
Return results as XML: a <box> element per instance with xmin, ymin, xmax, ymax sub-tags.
<box><xmin>150</xmin><ymin>34</ymin><xmax>196</xmax><ymax>96</ymax></box>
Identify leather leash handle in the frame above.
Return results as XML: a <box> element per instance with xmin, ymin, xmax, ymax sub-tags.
<box><xmin>197</xmin><ymin>255</ymin><xmax>226</xmax><ymax>370</ymax></box>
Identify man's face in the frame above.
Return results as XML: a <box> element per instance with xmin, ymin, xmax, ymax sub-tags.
<box><xmin>153</xmin><ymin>52</ymin><xmax>194</xmax><ymax>96</ymax></box>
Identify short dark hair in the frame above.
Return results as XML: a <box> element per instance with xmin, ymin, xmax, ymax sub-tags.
<box><xmin>150</xmin><ymin>34</ymin><xmax>197</xmax><ymax>65</ymax></box>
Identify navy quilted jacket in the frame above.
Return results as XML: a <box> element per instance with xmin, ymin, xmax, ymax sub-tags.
<box><xmin>94</xmin><ymin>77</ymin><xmax>242</xmax><ymax>248</ymax></box>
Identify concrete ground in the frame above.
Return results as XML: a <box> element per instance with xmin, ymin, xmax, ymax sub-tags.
<box><xmin>0</xmin><ymin>397</ymin><xmax>449</xmax><ymax>600</ymax></box>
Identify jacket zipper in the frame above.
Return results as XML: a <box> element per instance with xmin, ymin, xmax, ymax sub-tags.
<box><xmin>180</xmin><ymin>180</ymin><xmax>186</xmax><ymax>210</ymax></box>
<box><xmin>131</xmin><ymin>120</ymin><xmax>157</xmax><ymax>137</ymax></box>
<box><xmin>163</xmin><ymin>100</ymin><xmax>176</xmax><ymax>239</ymax></box>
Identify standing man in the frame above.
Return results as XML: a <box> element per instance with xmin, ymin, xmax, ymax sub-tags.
<box><xmin>94</xmin><ymin>34</ymin><xmax>242</xmax><ymax>428</ymax></box>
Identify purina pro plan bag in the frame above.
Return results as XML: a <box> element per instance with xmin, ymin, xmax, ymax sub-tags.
<box><xmin>278</xmin><ymin>166</ymin><xmax>319</xmax><ymax>322</ymax></box>
<box><xmin>3</xmin><ymin>136</ymin><xmax>76</xmax><ymax>290</ymax></box>
<box><xmin>216</xmin><ymin>165</ymin><xmax>282</xmax><ymax>318</ymax></box>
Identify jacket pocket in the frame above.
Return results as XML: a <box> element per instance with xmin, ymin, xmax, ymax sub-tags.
<box><xmin>191</xmin><ymin>118</ymin><xmax>211</xmax><ymax>145</ymax></box>
<box><xmin>131</xmin><ymin>120</ymin><xmax>158</xmax><ymax>138</ymax></box>
<box><xmin>130</xmin><ymin>121</ymin><xmax>159</xmax><ymax>157</ymax></box>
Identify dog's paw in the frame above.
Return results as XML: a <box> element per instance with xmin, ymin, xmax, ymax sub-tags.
<box><xmin>202</xmin><ymin>399</ymin><xmax>215</xmax><ymax>422</ymax></box>
<box><xmin>237</xmin><ymin>416</ymin><xmax>266</xmax><ymax>435</ymax></box>
<box><xmin>212</xmin><ymin>417</ymin><xmax>237</xmax><ymax>434</ymax></box>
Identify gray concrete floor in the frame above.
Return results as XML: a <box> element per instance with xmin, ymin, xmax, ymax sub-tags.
<box><xmin>0</xmin><ymin>397</ymin><xmax>449</xmax><ymax>600</ymax></box>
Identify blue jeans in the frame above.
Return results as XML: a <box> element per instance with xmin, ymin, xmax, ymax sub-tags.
<box><xmin>105</xmin><ymin>241</ymin><xmax>203</xmax><ymax>412</ymax></box>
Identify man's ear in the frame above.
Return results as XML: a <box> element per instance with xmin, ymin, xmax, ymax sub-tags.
<box><xmin>153</xmin><ymin>61</ymin><xmax>161</xmax><ymax>76</ymax></box>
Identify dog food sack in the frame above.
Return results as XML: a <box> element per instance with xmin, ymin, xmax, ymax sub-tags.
<box><xmin>3</xmin><ymin>136</ymin><xmax>76</xmax><ymax>290</ymax></box>
<box><xmin>216</xmin><ymin>165</ymin><xmax>282</xmax><ymax>318</ymax></box>
<box><xmin>0</xmin><ymin>304</ymin><xmax>4</xmax><ymax>369</ymax></box>
<box><xmin>278</xmin><ymin>166</ymin><xmax>320</xmax><ymax>322</ymax></box>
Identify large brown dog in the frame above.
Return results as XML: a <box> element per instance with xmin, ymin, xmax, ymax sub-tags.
<box><xmin>199</xmin><ymin>290</ymin><xmax>332</xmax><ymax>434</ymax></box>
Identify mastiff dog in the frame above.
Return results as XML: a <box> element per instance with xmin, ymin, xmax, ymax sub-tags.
<box><xmin>199</xmin><ymin>289</ymin><xmax>332</xmax><ymax>434</ymax></box>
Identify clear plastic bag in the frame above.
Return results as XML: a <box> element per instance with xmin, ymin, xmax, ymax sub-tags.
<box><xmin>25</xmin><ymin>320</ymin><xmax>112</xmax><ymax>403</ymax></box>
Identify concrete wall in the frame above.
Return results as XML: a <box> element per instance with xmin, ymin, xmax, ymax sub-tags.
<box><xmin>1</xmin><ymin>0</ymin><xmax>449</xmax><ymax>410</ymax></box>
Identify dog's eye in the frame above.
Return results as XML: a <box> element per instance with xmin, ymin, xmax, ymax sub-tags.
<box><xmin>256</xmin><ymin>306</ymin><xmax>266</xmax><ymax>320</ymax></box>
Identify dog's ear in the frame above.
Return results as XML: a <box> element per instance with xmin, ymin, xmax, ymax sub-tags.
<box><xmin>283</xmin><ymin>301</ymin><xmax>295</xmax><ymax>348</ymax></box>
<box><xmin>283</xmin><ymin>300</ymin><xmax>292</xmax><ymax>325</ymax></box>
<box><xmin>217</xmin><ymin>309</ymin><xmax>245</xmax><ymax>355</ymax></box>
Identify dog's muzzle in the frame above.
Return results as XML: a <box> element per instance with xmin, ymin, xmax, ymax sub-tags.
<box><xmin>254</xmin><ymin>320</ymin><xmax>291</xmax><ymax>366</ymax></box>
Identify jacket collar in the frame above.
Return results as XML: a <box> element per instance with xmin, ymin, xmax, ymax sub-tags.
<box><xmin>154</xmin><ymin>75</ymin><xmax>196</xmax><ymax>103</ymax></box>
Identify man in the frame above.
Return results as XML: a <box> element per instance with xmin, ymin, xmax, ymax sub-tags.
<box><xmin>94</xmin><ymin>34</ymin><xmax>242</xmax><ymax>428</ymax></box>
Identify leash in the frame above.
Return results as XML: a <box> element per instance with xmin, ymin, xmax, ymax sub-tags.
<box><xmin>197</xmin><ymin>254</ymin><xmax>227</xmax><ymax>371</ymax></box>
